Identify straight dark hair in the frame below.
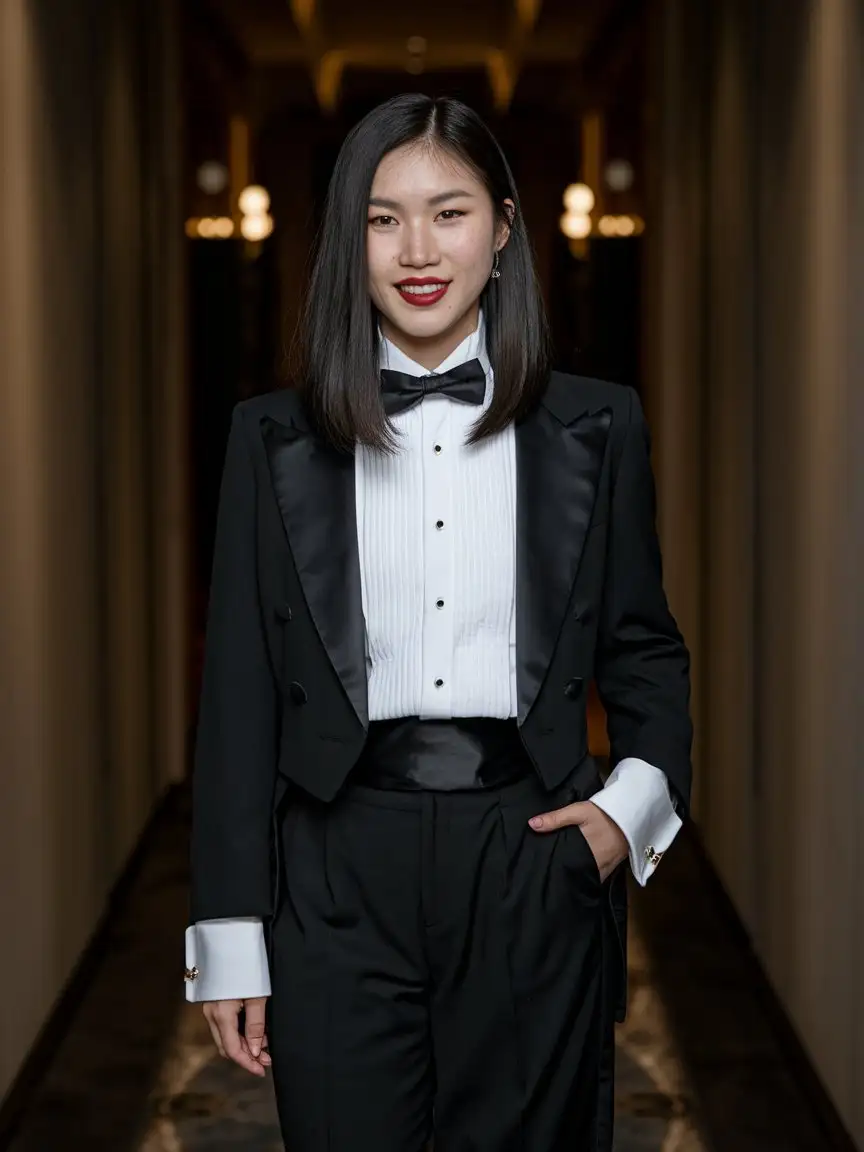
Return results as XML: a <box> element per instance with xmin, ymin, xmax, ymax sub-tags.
<box><xmin>295</xmin><ymin>93</ymin><xmax>551</xmax><ymax>454</ymax></box>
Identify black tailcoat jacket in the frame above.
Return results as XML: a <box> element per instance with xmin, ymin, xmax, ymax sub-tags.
<box><xmin>189</xmin><ymin>372</ymin><xmax>693</xmax><ymax>1023</ymax></box>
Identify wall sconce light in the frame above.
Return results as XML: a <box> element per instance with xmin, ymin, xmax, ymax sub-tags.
<box><xmin>238</xmin><ymin>184</ymin><xmax>274</xmax><ymax>243</ymax></box>
<box><xmin>185</xmin><ymin>216</ymin><xmax>235</xmax><ymax>239</ymax></box>
<box><xmin>597</xmin><ymin>215</ymin><xmax>645</xmax><ymax>237</ymax></box>
<box><xmin>240</xmin><ymin>213</ymin><xmax>275</xmax><ymax>241</ymax></box>
<box><xmin>196</xmin><ymin>161</ymin><xmax>229</xmax><ymax>196</ymax></box>
<box><xmin>559</xmin><ymin>211</ymin><xmax>592</xmax><ymax>240</ymax></box>
<box><xmin>559</xmin><ymin>177</ymin><xmax>645</xmax><ymax>258</ymax></box>
<box><xmin>563</xmin><ymin>183</ymin><xmax>595</xmax><ymax>215</ymax></box>
<box><xmin>560</xmin><ymin>183</ymin><xmax>594</xmax><ymax>257</ymax></box>
<box><xmin>238</xmin><ymin>185</ymin><xmax>270</xmax><ymax>216</ymax></box>
<box><xmin>603</xmin><ymin>159</ymin><xmax>634</xmax><ymax>193</ymax></box>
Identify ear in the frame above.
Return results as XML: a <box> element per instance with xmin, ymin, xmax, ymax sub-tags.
<box><xmin>496</xmin><ymin>198</ymin><xmax>515</xmax><ymax>251</ymax></box>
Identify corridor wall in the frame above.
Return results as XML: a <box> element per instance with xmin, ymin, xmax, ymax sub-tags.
<box><xmin>646</xmin><ymin>0</ymin><xmax>864</xmax><ymax>1142</ymax></box>
<box><xmin>0</xmin><ymin>0</ymin><xmax>187</xmax><ymax>1105</ymax></box>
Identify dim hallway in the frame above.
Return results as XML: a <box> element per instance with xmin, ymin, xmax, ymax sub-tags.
<box><xmin>2</xmin><ymin>0</ymin><xmax>864</xmax><ymax>1148</ymax></box>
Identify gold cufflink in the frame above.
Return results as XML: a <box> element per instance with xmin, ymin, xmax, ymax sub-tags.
<box><xmin>184</xmin><ymin>966</ymin><xmax>199</xmax><ymax>982</ymax></box>
<box><xmin>644</xmin><ymin>845</ymin><xmax>663</xmax><ymax>866</ymax></box>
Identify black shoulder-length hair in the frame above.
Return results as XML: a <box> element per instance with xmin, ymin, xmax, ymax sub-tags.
<box><xmin>295</xmin><ymin>93</ymin><xmax>551</xmax><ymax>454</ymax></box>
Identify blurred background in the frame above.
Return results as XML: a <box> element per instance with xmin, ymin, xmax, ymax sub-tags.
<box><xmin>1</xmin><ymin>0</ymin><xmax>862</xmax><ymax>1149</ymax></box>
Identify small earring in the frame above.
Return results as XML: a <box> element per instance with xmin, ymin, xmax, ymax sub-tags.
<box><xmin>491</xmin><ymin>250</ymin><xmax>501</xmax><ymax>279</ymax></box>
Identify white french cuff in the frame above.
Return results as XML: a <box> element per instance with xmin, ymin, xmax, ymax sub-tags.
<box><xmin>588</xmin><ymin>757</ymin><xmax>682</xmax><ymax>886</ymax></box>
<box><xmin>184</xmin><ymin>917</ymin><xmax>272</xmax><ymax>1002</ymax></box>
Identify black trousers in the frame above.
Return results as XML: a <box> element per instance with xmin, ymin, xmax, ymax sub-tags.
<box><xmin>267</xmin><ymin>755</ymin><xmax>617</xmax><ymax>1151</ymax></box>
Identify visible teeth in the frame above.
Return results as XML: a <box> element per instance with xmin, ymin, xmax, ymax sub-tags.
<box><xmin>399</xmin><ymin>284</ymin><xmax>446</xmax><ymax>295</ymax></box>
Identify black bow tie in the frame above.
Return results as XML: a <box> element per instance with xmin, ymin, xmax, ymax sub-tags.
<box><xmin>380</xmin><ymin>358</ymin><xmax>487</xmax><ymax>417</ymax></box>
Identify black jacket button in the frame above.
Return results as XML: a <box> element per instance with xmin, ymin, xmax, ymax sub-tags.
<box><xmin>564</xmin><ymin>677</ymin><xmax>584</xmax><ymax>699</ymax></box>
<box><xmin>289</xmin><ymin>681</ymin><xmax>307</xmax><ymax>705</ymax></box>
<box><xmin>276</xmin><ymin>601</ymin><xmax>293</xmax><ymax>622</ymax></box>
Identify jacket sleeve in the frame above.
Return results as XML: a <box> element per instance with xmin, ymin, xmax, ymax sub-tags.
<box><xmin>594</xmin><ymin>387</ymin><xmax>693</xmax><ymax>814</ymax></box>
<box><xmin>189</xmin><ymin>402</ymin><xmax>279</xmax><ymax>923</ymax></box>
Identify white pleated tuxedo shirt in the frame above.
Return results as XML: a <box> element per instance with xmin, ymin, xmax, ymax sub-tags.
<box><xmin>185</xmin><ymin>315</ymin><xmax>681</xmax><ymax>1002</ymax></box>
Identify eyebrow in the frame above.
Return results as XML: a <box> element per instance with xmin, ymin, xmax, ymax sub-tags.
<box><xmin>368</xmin><ymin>189</ymin><xmax>476</xmax><ymax>210</ymax></box>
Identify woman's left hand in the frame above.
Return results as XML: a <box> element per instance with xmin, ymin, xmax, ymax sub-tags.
<box><xmin>528</xmin><ymin>801</ymin><xmax>629</xmax><ymax>882</ymax></box>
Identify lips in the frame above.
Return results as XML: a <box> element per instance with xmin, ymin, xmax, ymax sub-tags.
<box><xmin>395</xmin><ymin>278</ymin><xmax>451</xmax><ymax>307</ymax></box>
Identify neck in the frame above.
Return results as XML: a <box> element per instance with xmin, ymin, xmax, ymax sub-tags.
<box><xmin>380</xmin><ymin>302</ymin><xmax>480</xmax><ymax>371</ymax></box>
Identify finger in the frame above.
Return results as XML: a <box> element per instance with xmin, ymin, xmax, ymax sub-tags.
<box><xmin>243</xmin><ymin>1038</ymin><xmax>272</xmax><ymax>1068</ymax></box>
<box><xmin>244</xmin><ymin>997</ymin><xmax>268</xmax><ymax>1059</ymax></box>
<box><xmin>210</xmin><ymin>1001</ymin><xmax>242</xmax><ymax>1057</ymax></box>
<box><xmin>213</xmin><ymin>1002</ymin><xmax>260</xmax><ymax>1075</ymax></box>
<box><xmin>223</xmin><ymin>1028</ymin><xmax>267</xmax><ymax>1077</ymax></box>
<box><xmin>528</xmin><ymin>801</ymin><xmax>585</xmax><ymax>832</ymax></box>
<box><xmin>203</xmin><ymin>1010</ymin><xmax>227</xmax><ymax>1058</ymax></box>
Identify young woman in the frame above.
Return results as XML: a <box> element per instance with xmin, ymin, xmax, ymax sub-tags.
<box><xmin>184</xmin><ymin>93</ymin><xmax>692</xmax><ymax>1151</ymax></box>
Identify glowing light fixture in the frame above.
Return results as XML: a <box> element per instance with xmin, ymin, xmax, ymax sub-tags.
<box><xmin>185</xmin><ymin>216</ymin><xmax>235</xmax><ymax>239</ymax></box>
<box><xmin>559</xmin><ymin>211</ymin><xmax>592</xmax><ymax>240</ymax></box>
<box><xmin>598</xmin><ymin>214</ymin><xmax>644</xmax><ymax>237</ymax></box>
<box><xmin>240</xmin><ymin>213</ymin><xmax>275</xmax><ymax>241</ymax></box>
<box><xmin>603</xmin><ymin>159</ymin><xmax>634</xmax><ymax>193</ymax></box>
<box><xmin>196</xmin><ymin>161</ymin><xmax>229</xmax><ymax>195</ymax></box>
<box><xmin>238</xmin><ymin>184</ymin><xmax>271</xmax><ymax>216</ymax></box>
<box><xmin>235</xmin><ymin>184</ymin><xmax>275</xmax><ymax>244</ymax></box>
<box><xmin>563</xmin><ymin>183</ymin><xmax>595</xmax><ymax>215</ymax></box>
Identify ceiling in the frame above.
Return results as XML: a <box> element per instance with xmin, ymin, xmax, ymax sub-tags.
<box><xmin>203</xmin><ymin>0</ymin><xmax>643</xmax><ymax>114</ymax></box>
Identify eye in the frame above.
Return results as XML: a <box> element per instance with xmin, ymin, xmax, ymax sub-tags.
<box><xmin>368</xmin><ymin>214</ymin><xmax>397</xmax><ymax>227</ymax></box>
<box><xmin>437</xmin><ymin>209</ymin><xmax>465</xmax><ymax>221</ymax></box>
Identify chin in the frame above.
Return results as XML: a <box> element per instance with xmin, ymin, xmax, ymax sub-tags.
<box><xmin>398</xmin><ymin>314</ymin><xmax>455</xmax><ymax>340</ymax></box>
<box><xmin>381</xmin><ymin>299</ymin><xmax>468</xmax><ymax>342</ymax></box>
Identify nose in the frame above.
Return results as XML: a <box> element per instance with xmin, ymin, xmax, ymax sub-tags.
<box><xmin>399</xmin><ymin>218</ymin><xmax>440</xmax><ymax>269</ymax></box>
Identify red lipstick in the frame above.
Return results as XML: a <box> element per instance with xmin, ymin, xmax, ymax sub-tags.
<box><xmin>395</xmin><ymin>277</ymin><xmax>450</xmax><ymax>307</ymax></box>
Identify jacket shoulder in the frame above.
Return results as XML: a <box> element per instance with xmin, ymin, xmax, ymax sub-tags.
<box><xmin>544</xmin><ymin>371</ymin><xmax>636</xmax><ymax>425</ymax></box>
<box><xmin>233</xmin><ymin>386</ymin><xmax>305</xmax><ymax>426</ymax></box>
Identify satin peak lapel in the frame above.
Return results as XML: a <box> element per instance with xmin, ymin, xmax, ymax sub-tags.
<box><xmin>260</xmin><ymin>414</ymin><xmax>368</xmax><ymax>728</ymax></box>
<box><xmin>515</xmin><ymin>399</ymin><xmax>612</xmax><ymax>724</ymax></box>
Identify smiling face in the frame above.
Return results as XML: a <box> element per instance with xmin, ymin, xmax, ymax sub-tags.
<box><xmin>367</xmin><ymin>142</ymin><xmax>512</xmax><ymax>369</ymax></box>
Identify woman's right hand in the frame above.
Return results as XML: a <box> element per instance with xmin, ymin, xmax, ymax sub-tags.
<box><xmin>202</xmin><ymin>996</ymin><xmax>272</xmax><ymax>1076</ymax></box>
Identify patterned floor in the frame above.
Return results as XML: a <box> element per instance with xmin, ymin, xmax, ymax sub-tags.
<box><xmin>4</xmin><ymin>784</ymin><xmax>850</xmax><ymax>1152</ymax></box>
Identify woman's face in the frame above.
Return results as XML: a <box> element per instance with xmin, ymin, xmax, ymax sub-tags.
<box><xmin>367</xmin><ymin>143</ymin><xmax>512</xmax><ymax>362</ymax></box>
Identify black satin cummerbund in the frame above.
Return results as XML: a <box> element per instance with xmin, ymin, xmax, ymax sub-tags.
<box><xmin>350</xmin><ymin>716</ymin><xmax>534</xmax><ymax>791</ymax></box>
